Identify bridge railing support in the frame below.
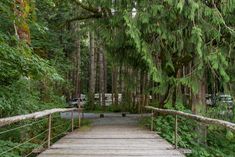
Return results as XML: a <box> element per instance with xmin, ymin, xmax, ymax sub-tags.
<box><xmin>174</xmin><ymin>115</ymin><xmax>178</xmax><ymax>149</ymax></box>
<box><xmin>48</xmin><ymin>114</ymin><xmax>52</xmax><ymax>148</ymax></box>
<box><xmin>71</xmin><ymin>110</ymin><xmax>74</xmax><ymax>132</ymax></box>
<box><xmin>150</xmin><ymin>110</ymin><xmax>178</xmax><ymax>148</ymax></box>
<box><xmin>151</xmin><ymin>110</ymin><xmax>154</xmax><ymax>131</ymax></box>
<box><xmin>145</xmin><ymin>106</ymin><xmax>235</xmax><ymax>149</ymax></box>
<box><xmin>0</xmin><ymin>107</ymin><xmax>83</xmax><ymax>156</ymax></box>
<box><xmin>78</xmin><ymin>105</ymin><xmax>81</xmax><ymax>128</ymax></box>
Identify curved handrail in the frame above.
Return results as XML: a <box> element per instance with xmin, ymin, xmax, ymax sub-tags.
<box><xmin>0</xmin><ymin>108</ymin><xmax>81</xmax><ymax>127</ymax></box>
<box><xmin>145</xmin><ymin>106</ymin><xmax>235</xmax><ymax>131</ymax></box>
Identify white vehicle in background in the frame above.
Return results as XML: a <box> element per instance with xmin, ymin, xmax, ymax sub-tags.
<box><xmin>206</xmin><ymin>94</ymin><xmax>234</xmax><ymax>109</ymax></box>
<box><xmin>95</xmin><ymin>93</ymin><xmax>122</xmax><ymax>106</ymax></box>
<box><xmin>216</xmin><ymin>94</ymin><xmax>234</xmax><ymax>110</ymax></box>
<box><xmin>68</xmin><ymin>94</ymin><xmax>87</xmax><ymax>108</ymax></box>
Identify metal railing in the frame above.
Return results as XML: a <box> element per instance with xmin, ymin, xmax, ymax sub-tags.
<box><xmin>145</xmin><ymin>106</ymin><xmax>235</xmax><ymax>149</ymax></box>
<box><xmin>0</xmin><ymin>107</ymin><xmax>83</xmax><ymax>156</ymax></box>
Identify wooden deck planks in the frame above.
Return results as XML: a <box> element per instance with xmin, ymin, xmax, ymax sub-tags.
<box><xmin>37</xmin><ymin>114</ymin><xmax>185</xmax><ymax>157</ymax></box>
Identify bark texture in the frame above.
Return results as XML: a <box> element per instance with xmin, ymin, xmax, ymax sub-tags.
<box><xmin>89</xmin><ymin>32</ymin><xmax>96</xmax><ymax>108</ymax></box>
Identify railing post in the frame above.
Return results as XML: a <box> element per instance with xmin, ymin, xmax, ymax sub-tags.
<box><xmin>151</xmin><ymin>110</ymin><xmax>154</xmax><ymax>131</ymax></box>
<box><xmin>78</xmin><ymin>105</ymin><xmax>81</xmax><ymax>128</ymax></box>
<box><xmin>48</xmin><ymin>114</ymin><xmax>52</xmax><ymax>148</ymax></box>
<box><xmin>71</xmin><ymin>110</ymin><xmax>74</xmax><ymax>132</ymax></box>
<box><xmin>174</xmin><ymin>115</ymin><xmax>178</xmax><ymax>149</ymax></box>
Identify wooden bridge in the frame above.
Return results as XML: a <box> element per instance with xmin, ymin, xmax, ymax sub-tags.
<box><xmin>0</xmin><ymin>106</ymin><xmax>235</xmax><ymax>157</ymax></box>
<box><xmin>38</xmin><ymin>113</ymin><xmax>185</xmax><ymax>157</ymax></box>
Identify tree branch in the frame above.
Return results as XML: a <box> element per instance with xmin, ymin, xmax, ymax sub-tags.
<box><xmin>73</xmin><ymin>0</ymin><xmax>113</xmax><ymax>17</ymax></box>
<box><xmin>74</xmin><ymin>0</ymin><xmax>101</xmax><ymax>14</ymax></box>
<box><xmin>68</xmin><ymin>14</ymin><xmax>103</xmax><ymax>22</ymax></box>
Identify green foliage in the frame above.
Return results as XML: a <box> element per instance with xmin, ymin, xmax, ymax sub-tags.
<box><xmin>0</xmin><ymin>36</ymin><xmax>60</xmax><ymax>83</ymax></box>
<box><xmin>191</xmin><ymin>26</ymin><xmax>203</xmax><ymax>58</ymax></box>
<box><xmin>0</xmin><ymin>78</ymin><xmax>40</xmax><ymax>117</ymax></box>
<box><xmin>1</xmin><ymin>0</ymin><xmax>235</xmax><ymax>156</ymax></box>
<box><xmin>123</xmin><ymin>12</ymin><xmax>160</xmax><ymax>82</ymax></box>
<box><xmin>0</xmin><ymin>0</ymin><xmax>80</xmax><ymax>118</ymax></box>
<box><xmin>141</xmin><ymin>115</ymin><xmax>235</xmax><ymax>157</ymax></box>
<box><xmin>0</xmin><ymin>140</ymin><xmax>38</xmax><ymax>157</ymax></box>
<box><xmin>0</xmin><ymin>77</ymin><xmax>67</xmax><ymax>118</ymax></box>
<box><xmin>0</xmin><ymin>114</ymin><xmax>90</xmax><ymax>157</ymax></box>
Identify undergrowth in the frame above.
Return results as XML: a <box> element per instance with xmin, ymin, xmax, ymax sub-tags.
<box><xmin>140</xmin><ymin>116</ymin><xmax>235</xmax><ymax>157</ymax></box>
<box><xmin>0</xmin><ymin>115</ymin><xmax>91</xmax><ymax>157</ymax></box>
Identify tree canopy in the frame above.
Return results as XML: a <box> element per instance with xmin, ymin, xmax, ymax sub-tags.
<box><xmin>0</xmin><ymin>0</ymin><xmax>235</xmax><ymax>156</ymax></box>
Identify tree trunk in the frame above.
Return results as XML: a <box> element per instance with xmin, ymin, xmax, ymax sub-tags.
<box><xmin>88</xmin><ymin>32</ymin><xmax>96</xmax><ymax>109</ymax></box>
<box><xmin>192</xmin><ymin>74</ymin><xmax>207</xmax><ymax>145</ymax></box>
<box><xmin>104</xmin><ymin>53</ymin><xmax>108</xmax><ymax>93</ymax></box>
<box><xmin>159</xmin><ymin>85</ymin><xmax>171</xmax><ymax>108</ymax></box>
<box><xmin>119</xmin><ymin>65</ymin><xmax>125</xmax><ymax>110</ymax></box>
<box><xmin>172</xmin><ymin>69</ymin><xmax>180</xmax><ymax>109</ymax></box>
<box><xmin>14</xmin><ymin>0</ymin><xmax>31</xmax><ymax>43</ymax></box>
<box><xmin>144</xmin><ymin>74</ymin><xmax>150</xmax><ymax>107</ymax></box>
<box><xmin>99</xmin><ymin>47</ymin><xmax>105</xmax><ymax>107</ymax></box>
<box><xmin>192</xmin><ymin>79</ymin><xmax>206</xmax><ymax>114</ymax></box>
<box><xmin>112</xmin><ymin>65</ymin><xmax>118</xmax><ymax>105</ymax></box>
<box><xmin>74</xmin><ymin>23</ymin><xmax>81</xmax><ymax>99</ymax></box>
<box><xmin>139</xmin><ymin>71</ymin><xmax>145</xmax><ymax>113</ymax></box>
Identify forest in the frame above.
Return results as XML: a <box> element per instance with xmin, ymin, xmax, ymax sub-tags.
<box><xmin>0</xmin><ymin>0</ymin><xmax>235</xmax><ymax>157</ymax></box>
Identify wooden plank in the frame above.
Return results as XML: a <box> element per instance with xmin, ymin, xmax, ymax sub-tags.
<box><xmin>56</xmin><ymin>139</ymin><xmax>169</xmax><ymax>144</ymax></box>
<box><xmin>41</xmin><ymin>149</ymin><xmax>184</xmax><ymax>156</ymax></box>
<box><xmin>37</xmin><ymin>114</ymin><xmax>185</xmax><ymax>157</ymax></box>
<box><xmin>38</xmin><ymin>155</ymin><xmax>183</xmax><ymax>157</ymax></box>
<box><xmin>51</xmin><ymin>144</ymin><xmax>174</xmax><ymax>149</ymax></box>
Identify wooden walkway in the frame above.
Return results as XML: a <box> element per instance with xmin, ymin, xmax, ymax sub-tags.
<box><xmin>38</xmin><ymin>113</ymin><xmax>185</xmax><ymax>157</ymax></box>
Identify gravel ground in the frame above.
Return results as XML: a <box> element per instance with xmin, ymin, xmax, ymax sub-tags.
<box><xmin>60</xmin><ymin>112</ymin><xmax>150</xmax><ymax>126</ymax></box>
